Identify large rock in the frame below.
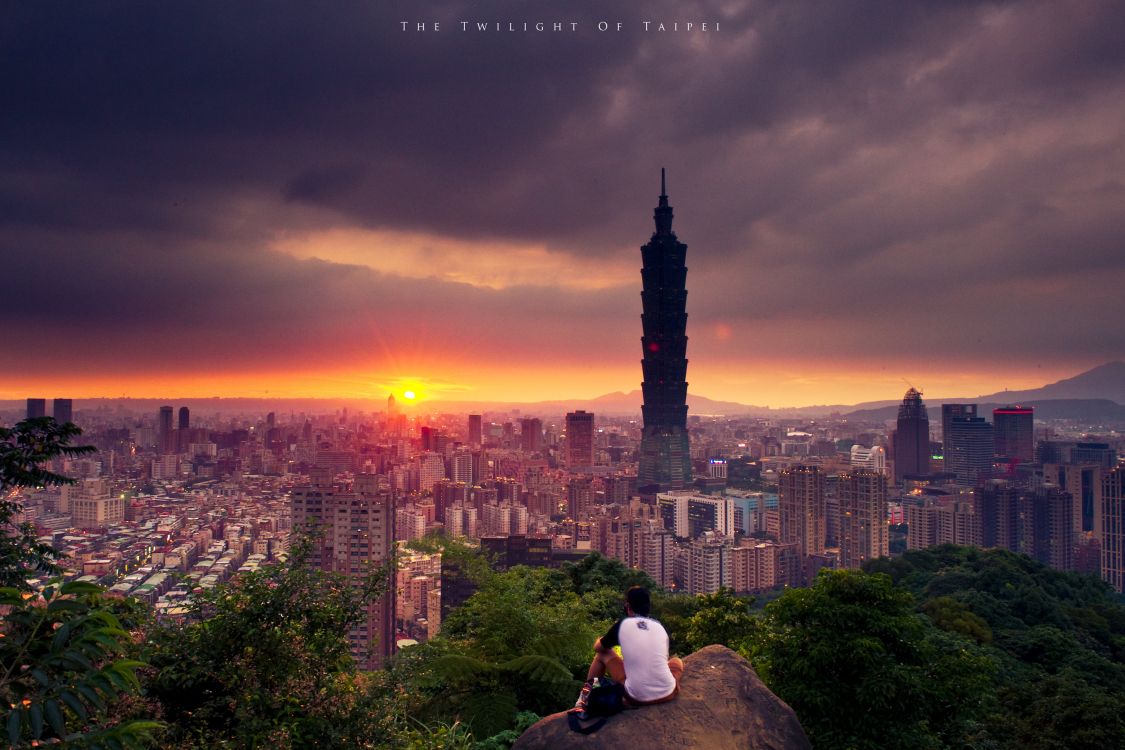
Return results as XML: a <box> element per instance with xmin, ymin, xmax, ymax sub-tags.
<box><xmin>512</xmin><ymin>644</ymin><xmax>811</xmax><ymax>750</ymax></box>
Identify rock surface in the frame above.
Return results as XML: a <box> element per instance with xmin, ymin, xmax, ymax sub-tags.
<box><xmin>512</xmin><ymin>644</ymin><xmax>811</xmax><ymax>750</ymax></box>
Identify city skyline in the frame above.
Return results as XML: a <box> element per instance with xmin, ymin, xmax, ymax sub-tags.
<box><xmin>3</xmin><ymin>1</ymin><xmax>1125</xmax><ymax>407</ymax></box>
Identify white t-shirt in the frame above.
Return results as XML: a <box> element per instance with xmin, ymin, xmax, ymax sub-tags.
<box><xmin>600</xmin><ymin>615</ymin><xmax>677</xmax><ymax>702</ymax></box>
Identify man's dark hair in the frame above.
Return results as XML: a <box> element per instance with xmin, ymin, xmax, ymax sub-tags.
<box><xmin>626</xmin><ymin>586</ymin><xmax>651</xmax><ymax>616</ymax></box>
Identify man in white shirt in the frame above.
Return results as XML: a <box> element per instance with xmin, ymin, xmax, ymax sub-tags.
<box><xmin>574</xmin><ymin>586</ymin><xmax>684</xmax><ymax>709</ymax></box>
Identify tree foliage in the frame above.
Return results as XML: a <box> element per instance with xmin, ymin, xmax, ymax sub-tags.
<box><xmin>0</xmin><ymin>581</ymin><xmax>160</xmax><ymax>749</ymax></box>
<box><xmin>748</xmin><ymin>569</ymin><xmax>994</xmax><ymax>750</ymax></box>
<box><xmin>141</xmin><ymin>540</ymin><xmax>394</xmax><ymax>749</ymax></box>
<box><xmin>1</xmin><ymin>419</ymin><xmax>158</xmax><ymax>748</ymax></box>
<box><xmin>0</xmin><ymin>418</ymin><xmax>95</xmax><ymax>588</ymax></box>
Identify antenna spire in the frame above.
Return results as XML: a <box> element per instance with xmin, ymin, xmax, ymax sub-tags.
<box><xmin>654</xmin><ymin>168</ymin><xmax>673</xmax><ymax>233</ymax></box>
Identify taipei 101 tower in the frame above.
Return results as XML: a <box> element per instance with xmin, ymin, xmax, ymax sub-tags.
<box><xmin>638</xmin><ymin>169</ymin><xmax>692</xmax><ymax>491</ymax></box>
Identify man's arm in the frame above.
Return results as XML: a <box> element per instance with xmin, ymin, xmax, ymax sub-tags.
<box><xmin>595</xmin><ymin>619</ymin><xmax>623</xmax><ymax>654</ymax></box>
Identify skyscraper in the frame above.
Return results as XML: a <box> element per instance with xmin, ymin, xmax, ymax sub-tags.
<box><xmin>519</xmin><ymin>417</ymin><xmax>542</xmax><ymax>453</ymax></box>
<box><xmin>945</xmin><ymin>415</ymin><xmax>993</xmax><ymax>486</ymax></box>
<box><xmin>52</xmin><ymin>398</ymin><xmax>73</xmax><ymax>424</ymax></box>
<box><xmin>178</xmin><ymin>406</ymin><xmax>190</xmax><ymax>431</ymax></box>
<box><xmin>638</xmin><ymin>169</ymin><xmax>692</xmax><ymax>491</ymax></box>
<box><xmin>467</xmin><ymin>414</ymin><xmax>482</xmax><ymax>446</ymax></box>
<box><xmin>941</xmin><ymin>404</ymin><xmax>976</xmax><ymax>467</ymax></box>
<box><xmin>158</xmin><ymin>405</ymin><xmax>174</xmax><ymax>454</ymax></box>
<box><xmin>565</xmin><ymin>410</ymin><xmax>595</xmax><ymax>469</ymax></box>
<box><xmin>892</xmin><ymin>388</ymin><xmax>930</xmax><ymax>484</ymax></box>
<box><xmin>993</xmin><ymin>405</ymin><xmax>1034</xmax><ymax>464</ymax></box>
<box><xmin>26</xmin><ymin>398</ymin><xmax>46</xmax><ymax>419</ymax></box>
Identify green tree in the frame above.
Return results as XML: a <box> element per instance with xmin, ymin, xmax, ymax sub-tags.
<box><xmin>0</xmin><ymin>418</ymin><xmax>95</xmax><ymax>588</ymax></box>
<box><xmin>1</xmin><ymin>418</ymin><xmax>158</xmax><ymax>748</ymax></box>
<box><xmin>403</xmin><ymin>565</ymin><xmax>593</xmax><ymax>738</ymax></box>
<box><xmin>680</xmin><ymin>588</ymin><xmax>757</xmax><ymax>655</ymax></box>
<box><xmin>142</xmin><ymin>540</ymin><xmax>394</xmax><ymax>749</ymax></box>
<box><xmin>749</xmin><ymin>569</ymin><xmax>993</xmax><ymax>750</ymax></box>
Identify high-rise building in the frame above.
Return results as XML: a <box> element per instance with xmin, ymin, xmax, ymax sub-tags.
<box><xmin>993</xmin><ymin>405</ymin><xmax>1034</xmax><ymax>464</ymax></box>
<box><xmin>976</xmin><ymin>481</ymin><xmax>1021</xmax><ymax>551</ymax></box>
<box><xmin>449</xmin><ymin>449</ymin><xmax>473</xmax><ymax>485</ymax></box>
<box><xmin>52</xmin><ymin>398</ymin><xmax>73</xmax><ymax>424</ymax></box>
<box><xmin>1045</xmin><ymin>463</ymin><xmax>1103</xmax><ymax>538</ymax></box>
<box><xmin>1101</xmin><ymin>467</ymin><xmax>1125</xmax><ymax>593</ymax></box>
<box><xmin>467</xmin><ymin>414</ymin><xmax>482</xmax><ymax>446</ymax></box>
<box><xmin>26</xmin><ymin>398</ymin><xmax>46</xmax><ymax>419</ymax></box>
<box><xmin>519</xmin><ymin>417</ymin><xmax>542</xmax><ymax>453</ymax></box>
<box><xmin>945</xmin><ymin>415</ymin><xmax>993</xmax><ymax>486</ymax></box>
<box><xmin>567</xmin><ymin>478</ymin><xmax>594</xmax><ymax>520</ymax></box>
<box><xmin>158</xmin><ymin>405</ymin><xmax>174</xmax><ymax>454</ymax></box>
<box><xmin>291</xmin><ymin>473</ymin><xmax>394</xmax><ymax>668</ymax></box>
<box><xmin>637</xmin><ymin>170</ymin><xmax>692</xmax><ymax>491</ymax></box>
<box><xmin>941</xmin><ymin>404</ymin><xmax>975</xmax><ymax>466</ymax></box>
<box><xmin>892</xmin><ymin>388</ymin><xmax>930</xmax><ymax>484</ymax></box>
<box><xmin>778</xmin><ymin>465</ymin><xmax>826</xmax><ymax>559</ymax></box>
<box><xmin>565</xmin><ymin>410</ymin><xmax>595</xmax><ymax>469</ymax></box>
<box><xmin>685</xmin><ymin>532</ymin><xmax>733</xmax><ymax>595</ymax></box>
<box><xmin>178</xmin><ymin>406</ymin><xmax>190</xmax><ymax>431</ymax></box>
<box><xmin>838</xmin><ymin>469</ymin><xmax>889</xmax><ymax>569</ymax></box>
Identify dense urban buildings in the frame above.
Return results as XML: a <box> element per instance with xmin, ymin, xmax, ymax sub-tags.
<box><xmin>637</xmin><ymin>170</ymin><xmax>692</xmax><ymax>492</ymax></box>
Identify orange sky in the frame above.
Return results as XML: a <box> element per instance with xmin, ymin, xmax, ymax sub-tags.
<box><xmin>0</xmin><ymin>359</ymin><xmax>1080</xmax><ymax>409</ymax></box>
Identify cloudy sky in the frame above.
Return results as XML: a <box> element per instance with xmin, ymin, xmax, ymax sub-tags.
<box><xmin>2</xmin><ymin>0</ymin><xmax>1124</xmax><ymax>407</ymax></box>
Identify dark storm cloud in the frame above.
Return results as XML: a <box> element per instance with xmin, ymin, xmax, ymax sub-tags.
<box><xmin>2</xmin><ymin>0</ymin><xmax>1124</xmax><ymax>380</ymax></box>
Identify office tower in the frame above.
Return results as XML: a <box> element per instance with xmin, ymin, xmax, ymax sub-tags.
<box><xmin>637</xmin><ymin>170</ymin><xmax>692</xmax><ymax>491</ymax></box>
<box><xmin>892</xmin><ymin>388</ymin><xmax>930</xmax><ymax>484</ymax></box>
<box><xmin>178</xmin><ymin>406</ymin><xmax>190</xmax><ymax>431</ymax></box>
<box><xmin>26</xmin><ymin>398</ymin><xmax>46</xmax><ymax>419</ymax></box>
<box><xmin>778</xmin><ymin>465</ymin><xmax>826</xmax><ymax>558</ymax></box>
<box><xmin>52</xmin><ymin>398</ymin><xmax>73</xmax><ymax>424</ymax></box>
<box><xmin>467</xmin><ymin>414</ymin><xmax>482</xmax><ymax>446</ymax></box>
<box><xmin>565</xmin><ymin>410</ymin><xmax>595</xmax><ymax>469</ymax></box>
<box><xmin>945</xmin><ymin>415</ymin><xmax>994</xmax><ymax>486</ymax></box>
<box><xmin>941</xmin><ymin>404</ymin><xmax>975</xmax><ymax>466</ymax></box>
<box><xmin>1101</xmin><ymin>467</ymin><xmax>1125</xmax><ymax>593</ymax></box>
<box><xmin>291</xmin><ymin>474</ymin><xmax>394</xmax><ymax>668</ymax></box>
<box><xmin>993</xmin><ymin>405</ymin><xmax>1034</xmax><ymax>464</ymax></box>
<box><xmin>519</xmin><ymin>417</ymin><xmax>542</xmax><ymax>453</ymax></box>
<box><xmin>158</xmin><ymin>405</ymin><xmax>174</xmax><ymax>454</ymax></box>
<box><xmin>838</xmin><ymin>470</ymin><xmax>889</xmax><ymax>569</ymax></box>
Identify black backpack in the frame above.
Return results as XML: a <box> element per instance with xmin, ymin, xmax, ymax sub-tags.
<box><xmin>567</xmin><ymin>678</ymin><xmax>627</xmax><ymax>734</ymax></box>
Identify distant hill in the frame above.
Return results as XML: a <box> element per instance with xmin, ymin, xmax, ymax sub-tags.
<box><xmin>974</xmin><ymin>361</ymin><xmax>1125</xmax><ymax>403</ymax></box>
